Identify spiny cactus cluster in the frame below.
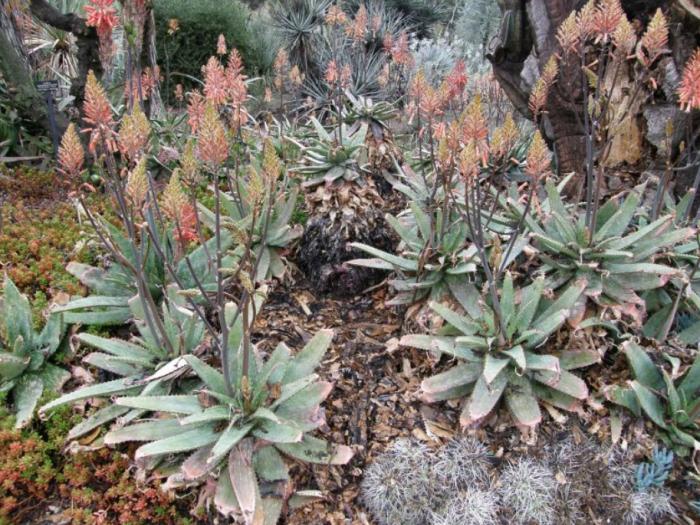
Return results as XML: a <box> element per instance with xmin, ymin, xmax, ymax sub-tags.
<box><xmin>360</xmin><ymin>435</ymin><xmax>677</xmax><ymax>525</ymax></box>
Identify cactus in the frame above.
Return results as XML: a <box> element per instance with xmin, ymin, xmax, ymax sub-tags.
<box><xmin>498</xmin><ymin>458</ymin><xmax>557</xmax><ymax>525</ymax></box>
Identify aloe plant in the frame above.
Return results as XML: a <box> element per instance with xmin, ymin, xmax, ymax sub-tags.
<box><xmin>0</xmin><ymin>278</ymin><xmax>69</xmax><ymax>428</ymax></box>
<box><xmin>198</xmin><ymin>181</ymin><xmax>302</xmax><ymax>282</ymax></box>
<box><xmin>611</xmin><ymin>341</ymin><xmax>700</xmax><ymax>453</ymax></box>
<box><xmin>56</xmin><ymin>219</ymin><xmax>227</xmax><ymax>326</ymax></box>
<box><xmin>515</xmin><ymin>181</ymin><xmax>692</xmax><ymax>324</ymax></box>
<box><xmin>401</xmin><ymin>274</ymin><xmax>596</xmax><ymax>428</ymax></box>
<box><xmin>349</xmin><ymin>200</ymin><xmax>481</xmax><ymax>307</ymax></box>
<box><xmin>102</xmin><ymin>318</ymin><xmax>352</xmax><ymax>523</ymax></box>
<box><xmin>293</xmin><ymin>118</ymin><xmax>368</xmax><ymax>187</ymax></box>
<box><xmin>40</xmin><ymin>285</ymin><xmax>206</xmax><ymax>441</ymax></box>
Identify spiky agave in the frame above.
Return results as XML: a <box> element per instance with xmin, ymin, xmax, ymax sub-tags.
<box><xmin>0</xmin><ymin>277</ymin><xmax>69</xmax><ymax>428</ymax></box>
<box><xmin>401</xmin><ymin>273</ymin><xmax>596</xmax><ymax>428</ymax></box>
<box><xmin>102</xmin><ymin>314</ymin><xmax>352</xmax><ymax>523</ymax></box>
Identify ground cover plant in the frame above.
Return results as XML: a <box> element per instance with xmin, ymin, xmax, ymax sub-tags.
<box><xmin>1</xmin><ymin>0</ymin><xmax>700</xmax><ymax>523</ymax></box>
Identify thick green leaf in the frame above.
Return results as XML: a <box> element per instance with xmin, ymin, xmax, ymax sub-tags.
<box><xmin>282</xmin><ymin>329</ymin><xmax>333</xmax><ymax>384</ymax></box>
<box><xmin>135</xmin><ymin>425</ymin><xmax>219</xmax><ymax>459</ymax></box>
<box><xmin>622</xmin><ymin>342</ymin><xmax>664</xmax><ymax>390</ymax></box>
<box><xmin>115</xmin><ymin>395</ymin><xmax>202</xmax><ymax>415</ymax></box>
<box><xmin>209</xmin><ymin>422</ymin><xmax>254</xmax><ymax>462</ymax></box>
<box><xmin>13</xmin><ymin>374</ymin><xmax>44</xmax><ymax>428</ymax></box>
<box><xmin>229</xmin><ymin>439</ymin><xmax>258</xmax><ymax>523</ymax></box>
<box><xmin>0</xmin><ymin>352</ymin><xmax>29</xmax><ymax>381</ymax></box>
<box><xmin>105</xmin><ymin>418</ymin><xmax>203</xmax><ymax>444</ymax></box>
<box><xmin>629</xmin><ymin>380</ymin><xmax>667</xmax><ymax>429</ymax></box>
<box><xmin>254</xmin><ymin>445</ymin><xmax>289</xmax><ymax>481</ymax></box>
<box><xmin>421</xmin><ymin>363</ymin><xmax>481</xmax><ymax>402</ymax></box>
<box><xmin>67</xmin><ymin>404</ymin><xmax>131</xmax><ymax>441</ymax></box>
<box><xmin>506</xmin><ymin>376</ymin><xmax>542</xmax><ymax>427</ymax></box>
<box><xmin>276</xmin><ymin>435</ymin><xmax>353</xmax><ymax>464</ymax></box>
<box><xmin>40</xmin><ymin>375</ymin><xmax>143</xmax><ymax>414</ymax></box>
<box><xmin>461</xmin><ymin>371</ymin><xmax>508</xmax><ymax>426</ymax></box>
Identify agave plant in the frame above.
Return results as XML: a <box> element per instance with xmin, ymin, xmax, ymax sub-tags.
<box><xmin>0</xmin><ymin>278</ymin><xmax>69</xmax><ymax>428</ymax></box>
<box><xmin>611</xmin><ymin>341</ymin><xmax>700</xmax><ymax>453</ymax></box>
<box><xmin>56</xmin><ymin>219</ymin><xmax>227</xmax><ymax>325</ymax></box>
<box><xmin>40</xmin><ymin>285</ymin><xmax>206</xmax><ymax>441</ymax></box>
<box><xmin>294</xmin><ymin>118</ymin><xmax>368</xmax><ymax>187</ymax></box>
<box><xmin>101</xmin><ymin>312</ymin><xmax>352</xmax><ymax>523</ymax></box>
<box><xmin>513</xmin><ymin>181</ymin><xmax>692</xmax><ymax>324</ymax></box>
<box><xmin>198</xmin><ymin>181</ymin><xmax>302</xmax><ymax>282</ymax></box>
<box><xmin>401</xmin><ymin>274</ymin><xmax>596</xmax><ymax>428</ymax></box>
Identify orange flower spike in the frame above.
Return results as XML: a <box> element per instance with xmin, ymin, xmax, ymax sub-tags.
<box><xmin>83</xmin><ymin>0</ymin><xmax>117</xmax><ymax>37</ymax></box>
<box><xmin>125</xmin><ymin>157</ymin><xmax>149</xmax><ymax>210</ymax></box>
<box><xmin>325</xmin><ymin>5</ymin><xmax>348</xmax><ymax>26</ymax></box>
<box><xmin>593</xmin><ymin>0</ymin><xmax>624</xmax><ymax>44</ymax></box>
<box><xmin>325</xmin><ymin>60</ymin><xmax>339</xmax><ymax>85</ymax></box>
<box><xmin>119</xmin><ymin>103</ymin><xmax>151</xmax><ymax>163</ymax></box>
<box><xmin>391</xmin><ymin>31</ymin><xmax>412</xmax><ymax>66</ymax></box>
<box><xmin>528</xmin><ymin>78</ymin><xmax>549</xmax><ymax>119</ymax></box>
<box><xmin>226</xmin><ymin>49</ymin><xmax>248</xmax><ymax>107</ymax></box>
<box><xmin>678</xmin><ymin>48</ymin><xmax>700</xmax><ymax>112</ymax></box>
<box><xmin>82</xmin><ymin>70</ymin><xmax>116</xmax><ymax>154</ymax></box>
<box><xmin>58</xmin><ymin>123</ymin><xmax>84</xmax><ymax>178</ymax></box>
<box><xmin>340</xmin><ymin>64</ymin><xmax>353</xmax><ymax>90</ymax></box>
<box><xmin>186</xmin><ymin>90</ymin><xmax>206</xmax><ymax>133</ymax></box>
<box><xmin>161</xmin><ymin>169</ymin><xmax>189</xmax><ymax>223</ymax></box>
<box><xmin>541</xmin><ymin>56</ymin><xmax>559</xmax><ymax>87</ymax></box>
<box><xmin>197</xmin><ymin>103</ymin><xmax>228</xmax><ymax>168</ymax></box>
<box><xmin>446</xmin><ymin>60</ymin><xmax>468</xmax><ymax>99</ymax></box>
<box><xmin>216</xmin><ymin>34</ymin><xmax>227</xmax><ymax>56</ymax></box>
<box><xmin>556</xmin><ymin>11</ymin><xmax>579</xmax><ymax>55</ymax></box>
<box><xmin>346</xmin><ymin>3</ymin><xmax>368</xmax><ymax>43</ymax></box>
<box><xmin>461</xmin><ymin>96</ymin><xmax>489</xmax><ymax>165</ymax></box>
<box><xmin>575</xmin><ymin>0</ymin><xmax>597</xmax><ymax>43</ymax></box>
<box><xmin>458</xmin><ymin>142</ymin><xmax>479</xmax><ymax>182</ymax></box>
<box><xmin>202</xmin><ymin>56</ymin><xmax>228</xmax><ymax>106</ymax></box>
<box><xmin>613</xmin><ymin>15</ymin><xmax>636</xmax><ymax>57</ymax></box>
<box><xmin>638</xmin><ymin>8</ymin><xmax>668</xmax><ymax>65</ymax></box>
<box><xmin>526</xmin><ymin>130</ymin><xmax>551</xmax><ymax>180</ymax></box>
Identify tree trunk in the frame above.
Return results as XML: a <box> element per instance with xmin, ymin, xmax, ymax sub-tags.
<box><xmin>487</xmin><ymin>0</ymin><xmax>697</xmax><ymax>181</ymax></box>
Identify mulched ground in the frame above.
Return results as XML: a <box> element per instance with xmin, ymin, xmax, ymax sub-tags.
<box><xmin>249</xmin><ymin>274</ymin><xmax>699</xmax><ymax>525</ymax></box>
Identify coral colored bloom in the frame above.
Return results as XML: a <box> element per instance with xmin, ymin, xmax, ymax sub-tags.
<box><xmin>217</xmin><ymin>34</ymin><xmax>227</xmax><ymax>56</ymax></box>
<box><xmin>346</xmin><ymin>3</ymin><xmax>368</xmax><ymax>43</ymax></box>
<box><xmin>593</xmin><ymin>0</ymin><xmax>624</xmax><ymax>43</ymax></box>
<box><xmin>58</xmin><ymin>123</ymin><xmax>84</xmax><ymax>178</ymax></box>
<box><xmin>637</xmin><ymin>8</ymin><xmax>668</xmax><ymax>66</ymax></box>
<box><xmin>325</xmin><ymin>5</ymin><xmax>347</xmax><ymax>26</ymax></box>
<box><xmin>84</xmin><ymin>0</ymin><xmax>117</xmax><ymax>37</ymax></box>
<box><xmin>678</xmin><ymin>48</ymin><xmax>700</xmax><ymax>112</ymax></box>
<box><xmin>187</xmin><ymin>90</ymin><xmax>206</xmax><ymax>133</ymax></box>
<box><xmin>202</xmin><ymin>56</ymin><xmax>228</xmax><ymax>106</ymax></box>
<box><xmin>82</xmin><ymin>70</ymin><xmax>116</xmax><ymax>154</ymax></box>
<box><xmin>446</xmin><ymin>60</ymin><xmax>468</xmax><ymax>98</ymax></box>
